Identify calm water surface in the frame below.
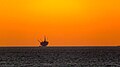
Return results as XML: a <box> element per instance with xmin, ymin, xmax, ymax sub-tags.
<box><xmin>0</xmin><ymin>47</ymin><xmax>119</xmax><ymax>67</ymax></box>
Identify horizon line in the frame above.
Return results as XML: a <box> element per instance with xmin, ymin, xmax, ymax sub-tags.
<box><xmin>0</xmin><ymin>45</ymin><xmax>119</xmax><ymax>47</ymax></box>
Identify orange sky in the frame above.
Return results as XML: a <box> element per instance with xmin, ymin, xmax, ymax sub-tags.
<box><xmin>0</xmin><ymin>0</ymin><xmax>120</xmax><ymax>46</ymax></box>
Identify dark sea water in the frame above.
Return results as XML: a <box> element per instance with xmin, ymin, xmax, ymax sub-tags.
<box><xmin>0</xmin><ymin>47</ymin><xmax>119</xmax><ymax>67</ymax></box>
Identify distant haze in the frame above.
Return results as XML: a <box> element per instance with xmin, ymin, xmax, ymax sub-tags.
<box><xmin>0</xmin><ymin>0</ymin><xmax>120</xmax><ymax>46</ymax></box>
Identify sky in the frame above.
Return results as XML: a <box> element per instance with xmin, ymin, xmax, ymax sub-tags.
<box><xmin>0</xmin><ymin>0</ymin><xmax>120</xmax><ymax>46</ymax></box>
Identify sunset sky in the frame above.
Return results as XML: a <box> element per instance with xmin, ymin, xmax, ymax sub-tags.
<box><xmin>0</xmin><ymin>0</ymin><xmax>120</xmax><ymax>46</ymax></box>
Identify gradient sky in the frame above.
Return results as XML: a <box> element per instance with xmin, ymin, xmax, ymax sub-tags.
<box><xmin>0</xmin><ymin>0</ymin><xmax>120</xmax><ymax>46</ymax></box>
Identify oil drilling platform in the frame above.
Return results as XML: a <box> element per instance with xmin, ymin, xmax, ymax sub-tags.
<box><xmin>38</xmin><ymin>36</ymin><xmax>49</xmax><ymax>47</ymax></box>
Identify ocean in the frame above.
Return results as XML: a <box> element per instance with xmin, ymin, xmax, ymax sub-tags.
<box><xmin>0</xmin><ymin>47</ymin><xmax>119</xmax><ymax>67</ymax></box>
